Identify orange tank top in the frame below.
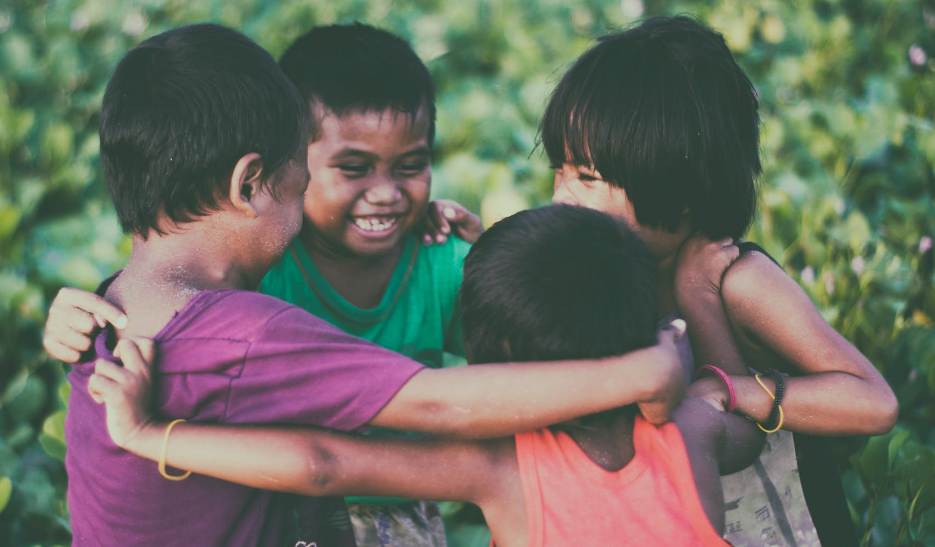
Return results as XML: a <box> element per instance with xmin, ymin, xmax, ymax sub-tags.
<box><xmin>503</xmin><ymin>416</ymin><xmax>729</xmax><ymax>547</ymax></box>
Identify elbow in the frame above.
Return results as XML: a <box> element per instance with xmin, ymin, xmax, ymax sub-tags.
<box><xmin>850</xmin><ymin>382</ymin><xmax>899</xmax><ymax>436</ymax></box>
<box><xmin>867</xmin><ymin>389</ymin><xmax>899</xmax><ymax>436</ymax></box>
<box><xmin>301</xmin><ymin>444</ymin><xmax>341</xmax><ymax>497</ymax></box>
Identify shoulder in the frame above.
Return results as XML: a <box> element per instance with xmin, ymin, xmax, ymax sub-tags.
<box><xmin>721</xmin><ymin>248</ymin><xmax>802</xmax><ymax>318</ymax></box>
<box><xmin>418</xmin><ymin>236</ymin><xmax>472</xmax><ymax>271</ymax></box>
<box><xmin>200</xmin><ymin>291</ymin><xmax>338</xmax><ymax>340</ymax></box>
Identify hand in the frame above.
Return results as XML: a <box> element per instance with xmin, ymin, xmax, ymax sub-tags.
<box><xmin>87</xmin><ymin>338</ymin><xmax>157</xmax><ymax>450</ymax></box>
<box><xmin>673</xmin><ymin>236</ymin><xmax>739</xmax><ymax>307</ymax></box>
<box><xmin>44</xmin><ymin>287</ymin><xmax>128</xmax><ymax>363</ymax></box>
<box><xmin>417</xmin><ymin>199</ymin><xmax>484</xmax><ymax>245</ymax></box>
<box><xmin>687</xmin><ymin>375</ymin><xmax>732</xmax><ymax>413</ymax></box>
<box><xmin>638</xmin><ymin>319</ymin><xmax>688</xmax><ymax>425</ymax></box>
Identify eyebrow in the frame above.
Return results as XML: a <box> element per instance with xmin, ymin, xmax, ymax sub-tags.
<box><xmin>330</xmin><ymin>145</ymin><xmax>431</xmax><ymax>161</ymax></box>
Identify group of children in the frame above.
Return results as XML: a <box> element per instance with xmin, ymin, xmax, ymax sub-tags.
<box><xmin>43</xmin><ymin>15</ymin><xmax>897</xmax><ymax>547</ymax></box>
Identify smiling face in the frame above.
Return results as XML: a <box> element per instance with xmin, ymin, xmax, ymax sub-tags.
<box><xmin>301</xmin><ymin>107</ymin><xmax>431</xmax><ymax>259</ymax></box>
<box><xmin>552</xmin><ymin>163</ymin><xmax>690</xmax><ymax>262</ymax></box>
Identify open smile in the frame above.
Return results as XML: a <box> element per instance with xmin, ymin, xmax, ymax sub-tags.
<box><xmin>348</xmin><ymin>215</ymin><xmax>403</xmax><ymax>238</ymax></box>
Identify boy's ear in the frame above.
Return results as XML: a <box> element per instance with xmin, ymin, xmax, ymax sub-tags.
<box><xmin>228</xmin><ymin>153</ymin><xmax>264</xmax><ymax>218</ymax></box>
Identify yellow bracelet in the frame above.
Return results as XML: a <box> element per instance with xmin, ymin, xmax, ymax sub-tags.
<box><xmin>159</xmin><ymin>419</ymin><xmax>192</xmax><ymax>481</ymax></box>
<box><xmin>754</xmin><ymin>374</ymin><xmax>785</xmax><ymax>433</ymax></box>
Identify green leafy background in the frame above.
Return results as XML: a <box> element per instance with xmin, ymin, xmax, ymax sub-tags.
<box><xmin>1</xmin><ymin>0</ymin><xmax>934</xmax><ymax>545</ymax></box>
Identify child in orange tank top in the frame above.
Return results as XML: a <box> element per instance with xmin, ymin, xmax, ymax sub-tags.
<box><xmin>90</xmin><ymin>205</ymin><xmax>763</xmax><ymax>547</ymax></box>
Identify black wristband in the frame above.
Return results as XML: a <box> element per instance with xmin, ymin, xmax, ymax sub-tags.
<box><xmin>765</xmin><ymin>368</ymin><xmax>785</xmax><ymax>429</ymax></box>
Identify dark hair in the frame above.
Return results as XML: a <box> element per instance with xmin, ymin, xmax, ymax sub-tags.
<box><xmin>461</xmin><ymin>204</ymin><xmax>657</xmax><ymax>368</ymax></box>
<box><xmin>100</xmin><ymin>23</ymin><xmax>307</xmax><ymax>238</ymax></box>
<box><xmin>278</xmin><ymin>23</ymin><xmax>436</xmax><ymax>143</ymax></box>
<box><xmin>540</xmin><ymin>16</ymin><xmax>760</xmax><ymax>240</ymax></box>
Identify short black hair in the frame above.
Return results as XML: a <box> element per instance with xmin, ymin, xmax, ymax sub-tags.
<box><xmin>279</xmin><ymin>23</ymin><xmax>436</xmax><ymax>143</ymax></box>
<box><xmin>100</xmin><ymin>23</ymin><xmax>307</xmax><ymax>238</ymax></box>
<box><xmin>540</xmin><ymin>16</ymin><xmax>760</xmax><ymax>240</ymax></box>
<box><xmin>461</xmin><ymin>205</ymin><xmax>657</xmax><ymax>367</ymax></box>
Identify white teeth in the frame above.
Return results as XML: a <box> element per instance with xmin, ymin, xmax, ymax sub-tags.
<box><xmin>353</xmin><ymin>217</ymin><xmax>398</xmax><ymax>232</ymax></box>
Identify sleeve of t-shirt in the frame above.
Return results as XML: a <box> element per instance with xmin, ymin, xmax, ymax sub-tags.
<box><xmin>223</xmin><ymin>306</ymin><xmax>425</xmax><ymax>432</ymax></box>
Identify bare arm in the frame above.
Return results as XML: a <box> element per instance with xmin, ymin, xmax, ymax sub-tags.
<box><xmin>89</xmin><ymin>339</ymin><xmax>515</xmax><ymax>504</ymax></box>
<box><xmin>673</xmin><ymin>397</ymin><xmax>765</xmax><ymax>534</ymax></box>
<box><xmin>674</xmin><ymin>237</ymin><xmax>747</xmax><ymax>375</ymax></box>
<box><xmin>721</xmin><ymin>252</ymin><xmax>898</xmax><ymax>435</ymax></box>
<box><xmin>370</xmin><ymin>324</ymin><xmax>686</xmax><ymax>437</ymax></box>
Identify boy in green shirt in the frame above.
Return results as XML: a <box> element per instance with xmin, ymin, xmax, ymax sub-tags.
<box><xmin>44</xmin><ymin>22</ymin><xmax>483</xmax><ymax>547</ymax></box>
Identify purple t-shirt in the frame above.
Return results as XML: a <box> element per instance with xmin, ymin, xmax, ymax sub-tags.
<box><xmin>66</xmin><ymin>284</ymin><xmax>424</xmax><ymax>547</ymax></box>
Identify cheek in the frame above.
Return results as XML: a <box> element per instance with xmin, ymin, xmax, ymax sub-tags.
<box><xmin>404</xmin><ymin>175</ymin><xmax>432</xmax><ymax>212</ymax></box>
<box><xmin>304</xmin><ymin>176</ymin><xmax>354</xmax><ymax>224</ymax></box>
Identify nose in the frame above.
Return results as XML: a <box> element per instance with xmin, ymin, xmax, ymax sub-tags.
<box><xmin>552</xmin><ymin>173</ymin><xmax>574</xmax><ymax>205</ymax></box>
<box><xmin>364</xmin><ymin>178</ymin><xmax>403</xmax><ymax>205</ymax></box>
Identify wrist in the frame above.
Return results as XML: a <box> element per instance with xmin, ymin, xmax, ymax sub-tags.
<box><xmin>728</xmin><ymin>376</ymin><xmax>774</xmax><ymax>423</ymax></box>
<box><xmin>123</xmin><ymin>420</ymin><xmax>163</xmax><ymax>458</ymax></box>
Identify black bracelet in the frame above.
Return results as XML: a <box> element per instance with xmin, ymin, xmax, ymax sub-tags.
<box><xmin>765</xmin><ymin>368</ymin><xmax>785</xmax><ymax>430</ymax></box>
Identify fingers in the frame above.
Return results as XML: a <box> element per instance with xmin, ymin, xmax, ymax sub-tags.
<box><xmin>50</xmin><ymin>305</ymin><xmax>97</xmax><ymax>334</ymax></box>
<box><xmin>55</xmin><ymin>287</ymin><xmax>128</xmax><ymax>329</ymax></box>
<box><xmin>417</xmin><ymin>203</ymin><xmax>447</xmax><ymax>246</ymax></box>
<box><xmin>88</xmin><ymin>373</ymin><xmax>121</xmax><ymax>404</ymax></box>
<box><xmin>427</xmin><ymin>202</ymin><xmax>450</xmax><ymax>244</ymax></box>
<box><xmin>134</xmin><ymin>338</ymin><xmax>157</xmax><ymax>364</ymax></box>
<box><xmin>94</xmin><ymin>359</ymin><xmax>131</xmax><ymax>384</ymax></box>
<box><xmin>43</xmin><ymin>338</ymin><xmax>82</xmax><ymax>363</ymax></box>
<box><xmin>114</xmin><ymin>338</ymin><xmax>154</xmax><ymax>379</ymax></box>
<box><xmin>55</xmin><ymin>327</ymin><xmax>95</xmax><ymax>352</ymax></box>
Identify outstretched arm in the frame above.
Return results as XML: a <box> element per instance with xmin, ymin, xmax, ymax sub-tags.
<box><xmin>371</xmin><ymin>322</ymin><xmax>687</xmax><ymax>437</ymax></box>
<box><xmin>720</xmin><ymin>252</ymin><xmax>898</xmax><ymax>436</ymax></box>
<box><xmin>89</xmin><ymin>339</ymin><xmax>515</xmax><ymax>504</ymax></box>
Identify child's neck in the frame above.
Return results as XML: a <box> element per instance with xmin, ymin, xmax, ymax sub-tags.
<box><xmin>561</xmin><ymin>413</ymin><xmax>636</xmax><ymax>472</ymax></box>
<box><xmin>108</xmin><ymin>233</ymin><xmax>254</xmax><ymax>339</ymax></box>
<box><xmin>300</xmin><ymin>225</ymin><xmax>407</xmax><ymax>310</ymax></box>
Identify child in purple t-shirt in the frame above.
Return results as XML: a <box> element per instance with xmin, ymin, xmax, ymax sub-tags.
<box><xmin>62</xmin><ymin>23</ymin><xmax>685</xmax><ymax>547</ymax></box>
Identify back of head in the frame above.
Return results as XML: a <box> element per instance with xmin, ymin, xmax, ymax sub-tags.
<box><xmin>540</xmin><ymin>16</ymin><xmax>761</xmax><ymax>240</ymax></box>
<box><xmin>100</xmin><ymin>24</ymin><xmax>307</xmax><ymax>238</ymax></box>
<box><xmin>461</xmin><ymin>205</ymin><xmax>657</xmax><ymax>367</ymax></box>
<box><xmin>279</xmin><ymin>23</ymin><xmax>436</xmax><ymax>143</ymax></box>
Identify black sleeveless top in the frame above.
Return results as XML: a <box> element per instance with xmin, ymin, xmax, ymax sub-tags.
<box><xmin>737</xmin><ymin>241</ymin><xmax>858</xmax><ymax>547</ymax></box>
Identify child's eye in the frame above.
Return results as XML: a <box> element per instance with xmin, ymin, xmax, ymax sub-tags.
<box><xmin>578</xmin><ymin>173</ymin><xmax>597</xmax><ymax>183</ymax></box>
<box><xmin>338</xmin><ymin>164</ymin><xmax>369</xmax><ymax>176</ymax></box>
<box><xmin>398</xmin><ymin>162</ymin><xmax>428</xmax><ymax>175</ymax></box>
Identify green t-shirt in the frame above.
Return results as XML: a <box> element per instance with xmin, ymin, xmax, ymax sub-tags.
<box><xmin>259</xmin><ymin>234</ymin><xmax>471</xmax><ymax>505</ymax></box>
<box><xmin>259</xmin><ymin>234</ymin><xmax>468</xmax><ymax>366</ymax></box>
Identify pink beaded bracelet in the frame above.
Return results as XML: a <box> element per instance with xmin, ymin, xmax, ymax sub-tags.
<box><xmin>695</xmin><ymin>365</ymin><xmax>737</xmax><ymax>413</ymax></box>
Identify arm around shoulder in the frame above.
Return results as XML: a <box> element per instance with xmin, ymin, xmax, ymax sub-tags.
<box><xmin>721</xmin><ymin>252</ymin><xmax>898</xmax><ymax>435</ymax></box>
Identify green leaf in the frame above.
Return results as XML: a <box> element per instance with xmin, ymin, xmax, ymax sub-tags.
<box><xmin>859</xmin><ymin>432</ymin><xmax>897</xmax><ymax>489</ymax></box>
<box><xmin>0</xmin><ymin>476</ymin><xmax>11</xmax><ymax>515</ymax></box>
<box><xmin>888</xmin><ymin>429</ymin><xmax>911</xmax><ymax>470</ymax></box>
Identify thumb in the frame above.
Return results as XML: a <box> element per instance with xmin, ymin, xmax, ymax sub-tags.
<box><xmin>114</xmin><ymin>338</ymin><xmax>154</xmax><ymax>378</ymax></box>
<box><xmin>658</xmin><ymin>319</ymin><xmax>687</xmax><ymax>345</ymax></box>
<box><xmin>133</xmin><ymin>337</ymin><xmax>157</xmax><ymax>365</ymax></box>
<box><xmin>443</xmin><ymin>205</ymin><xmax>464</xmax><ymax>222</ymax></box>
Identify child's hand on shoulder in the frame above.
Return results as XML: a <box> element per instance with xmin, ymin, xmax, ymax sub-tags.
<box><xmin>674</xmin><ymin>236</ymin><xmax>739</xmax><ymax>308</ymax></box>
<box><xmin>638</xmin><ymin>319</ymin><xmax>688</xmax><ymax>425</ymax></box>
<box><xmin>44</xmin><ymin>287</ymin><xmax>128</xmax><ymax>363</ymax></box>
<box><xmin>88</xmin><ymin>338</ymin><xmax>158</xmax><ymax>451</ymax></box>
<box><xmin>417</xmin><ymin>199</ymin><xmax>484</xmax><ymax>245</ymax></box>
